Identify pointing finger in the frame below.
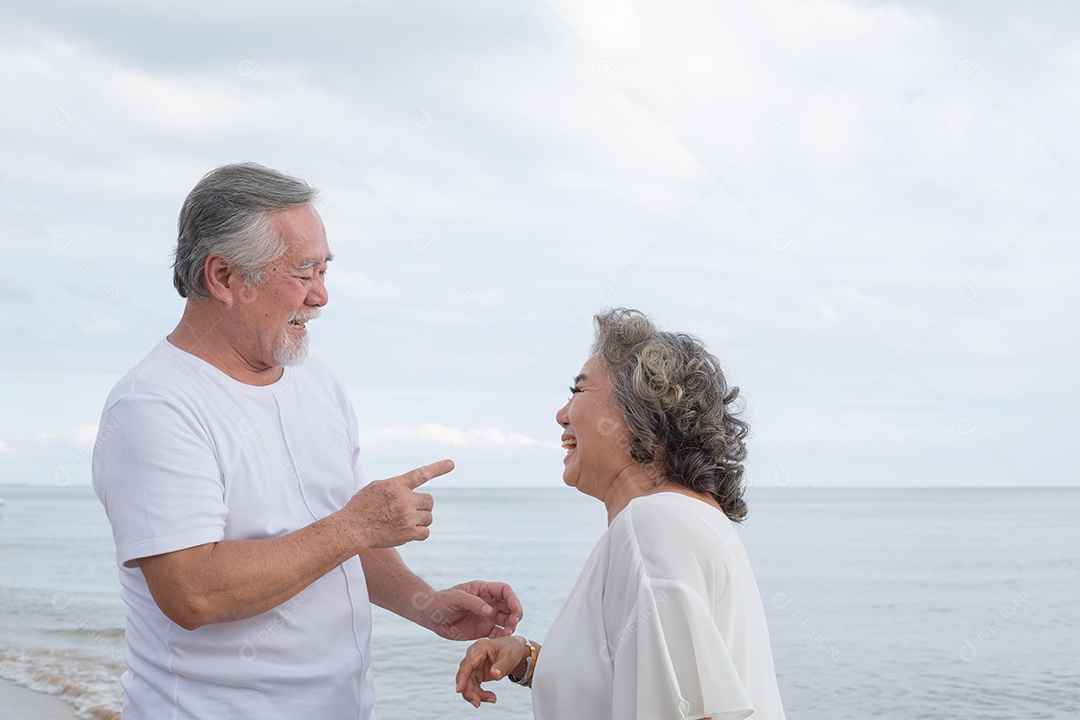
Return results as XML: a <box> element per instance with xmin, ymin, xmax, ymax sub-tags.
<box><xmin>403</xmin><ymin>459</ymin><xmax>455</xmax><ymax>490</ymax></box>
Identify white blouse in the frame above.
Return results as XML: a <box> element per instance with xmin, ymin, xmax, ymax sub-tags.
<box><xmin>531</xmin><ymin>493</ymin><xmax>786</xmax><ymax>720</ymax></box>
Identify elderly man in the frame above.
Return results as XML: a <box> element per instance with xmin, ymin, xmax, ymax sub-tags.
<box><xmin>92</xmin><ymin>162</ymin><xmax>521</xmax><ymax>719</ymax></box>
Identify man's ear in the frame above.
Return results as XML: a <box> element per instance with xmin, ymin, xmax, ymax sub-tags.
<box><xmin>204</xmin><ymin>255</ymin><xmax>238</xmax><ymax>304</ymax></box>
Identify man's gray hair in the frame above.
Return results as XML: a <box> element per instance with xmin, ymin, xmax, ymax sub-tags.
<box><xmin>172</xmin><ymin>162</ymin><xmax>319</xmax><ymax>298</ymax></box>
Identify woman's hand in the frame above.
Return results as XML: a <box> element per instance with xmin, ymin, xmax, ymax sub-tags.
<box><xmin>456</xmin><ymin>635</ymin><xmax>531</xmax><ymax>707</ymax></box>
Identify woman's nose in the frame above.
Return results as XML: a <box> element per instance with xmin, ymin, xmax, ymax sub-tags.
<box><xmin>556</xmin><ymin>399</ymin><xmax>570</xmax><ymax>427</ymax></box>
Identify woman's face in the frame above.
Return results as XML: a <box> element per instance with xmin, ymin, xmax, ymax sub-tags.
<box><xmin>555</xmin><ymin>354</ymin><xmax>637</xmax><ymax>500</ymax></box>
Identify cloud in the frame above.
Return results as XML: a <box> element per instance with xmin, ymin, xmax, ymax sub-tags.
<box><xmin>328</xmin><ymin>270</ymin><xmax>402</xmax><ymax>300</ymax></box>
<box><xmin>0</xmin><ymin>271</ymin><xmax>32</xmax><ymax>301</ymax></box>
<box><xmin>1</xmin><ymin>1</ymin><xmax>1077</xmax><ymax>488</ymax></box>
<box><xmin>0</xmin><ymin>425</ymin><xmax>98</xmax><ymax>487</ymax></box>
<box><xmin>31</xmin><ymin>424</ymin><xmax>98</xmax><ymax>448</ymax></box>
<box><xmin>0</xmin><ymin>424</ymin><xmax>96</xmax><ymax>461</ymax></box>
<box><xmin>58</xmin><ymin>276</ymin><xmax>127</xmax><ymax>304</ymax></box>
<box><xmin>360</xmin><ymin>422</ymin><xmax>555</xmax><ymax>452</ymax></box>
<box><xmin>70</xmin><ymin>307</ymin><xmax>125</xmax><ymax>337</ymax></box>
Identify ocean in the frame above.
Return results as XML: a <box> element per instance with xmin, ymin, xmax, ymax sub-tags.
<box><xmin>0</xmin><ymin>485</ymin><xmax>1077</xmax><ymax>719</ymax></box>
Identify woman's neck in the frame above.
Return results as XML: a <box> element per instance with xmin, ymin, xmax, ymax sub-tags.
<box><xmin>601</xmin><ymin>465</ymin><xmax>720</xmax><ymax>524</ymax></box>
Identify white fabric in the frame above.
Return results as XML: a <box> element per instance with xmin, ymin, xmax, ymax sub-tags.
<box><xmin>531</xmin><ymin>493</ymin><xmax>786</xmax><ymax>720</ymax></box>
<box><xmin>92</xmin><ymin>339</ymin><xmax>375</xmax><ymax>720</ymax></box>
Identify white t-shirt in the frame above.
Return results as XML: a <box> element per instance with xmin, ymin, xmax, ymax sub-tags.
<box><xmin>92</xmin><ymin>339</ymin><xmax>376</xmax><ymax>720</ymax></box>
<box><xmin>531</xmin><ymin>493</ymin><xmax>787</xmax><ymax>720</ymax></box>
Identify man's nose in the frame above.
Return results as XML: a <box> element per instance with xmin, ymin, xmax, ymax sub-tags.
<box><xmin>308</xmin><ymin>275</ymin><xmax>329</xmax><ymax>307</ymax></box>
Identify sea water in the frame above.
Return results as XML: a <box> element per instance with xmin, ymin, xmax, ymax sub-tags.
<box><xmin>0</xmin><ymin>485</ymin><xmax>1077</xmax><ymax>719</ymax></box>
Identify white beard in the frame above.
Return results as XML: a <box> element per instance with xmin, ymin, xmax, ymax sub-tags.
<box><xmin>274</xmin><ymin>330</ymin><xmax>309</xmax><ymax>366</ymax></box>
<box><xmin>274</xmin><ymin>308</ymin><xmax>320</xmax><ymax>366</ymax></box>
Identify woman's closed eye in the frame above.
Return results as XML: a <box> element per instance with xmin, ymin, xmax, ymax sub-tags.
<box><xmin>568</xmin><ymin>385</ymin><xmax>582</xmax><ymax>397</ymax></box>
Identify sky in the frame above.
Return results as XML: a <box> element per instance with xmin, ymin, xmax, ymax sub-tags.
<box><xmin>1</xmin><ymin>0</ymin><xmax>1077</xmax><ymax>490</ymax></box>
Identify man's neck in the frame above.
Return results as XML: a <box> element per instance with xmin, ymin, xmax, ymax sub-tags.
<box><xmin>168</xmin><ymin>302</ymin><xmax>284</xmax><ymax>386</ymax></box>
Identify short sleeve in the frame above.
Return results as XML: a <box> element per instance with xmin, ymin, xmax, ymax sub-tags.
<box><xmin>608</xmin><ymin>576</ymin><xmax>755</xmax><ymax>720</ymax></box>
<box><xmin>93</xmin><ymin>395</ymin><xmax>227</xmax><ymax>568</ymax></box>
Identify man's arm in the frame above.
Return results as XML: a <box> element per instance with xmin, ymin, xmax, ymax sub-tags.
<box><xmin>360</xmin><ymin>546</ymin><xmax>523</xmax><ymax>641</ymax></box>
<box><xmin>360</xmin><ymin>546</ymin><xmax>436</xmax><ymax>622</ymax></box>
<box><xmin>137</xmin><ymin>460</ymin><xmax>449</xmax><ymax>630</ymax></box>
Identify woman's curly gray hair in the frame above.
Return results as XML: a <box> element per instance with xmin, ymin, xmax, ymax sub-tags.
<box><xmin>592</xmin><ymin>308</ymin><xmax>750</xmax><ymax>522</ymax></box>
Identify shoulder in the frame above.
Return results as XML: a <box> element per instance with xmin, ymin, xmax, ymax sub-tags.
<box><xmin>102</xmin><ymin>341</ymin><xmax>233</xmax><ymax>432</ymax></box>
<box><xmin>608</xmin><ymin>493</ymin><xmax>746</xmax><ymax>590</ymax></box>
<box><xmin>615</xmin><ymin>493</ymin><xmax>734</xmax><ymax>545</ymax></box>
<box><xmin>104</xmin><ymin>340</ymin><xmax>201</xmax><ymax>407</ymax></box>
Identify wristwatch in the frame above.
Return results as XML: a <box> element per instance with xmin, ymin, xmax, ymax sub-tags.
<box><xmin>508</xmin><ymin>637</ymin><xmax>539</xmax><ymax>687</ymax></box>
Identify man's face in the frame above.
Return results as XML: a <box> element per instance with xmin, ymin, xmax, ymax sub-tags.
<box><xmin>236</xmin><ymin>204</ymin><xmax>331</xmax><ymax>370</ymax></box>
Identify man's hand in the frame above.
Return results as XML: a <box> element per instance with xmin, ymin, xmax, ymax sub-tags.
<box><xmin>345</xmin><ymin>459</ymin><xmax>453</xmax><ymax>548</ymax></box>
<box><xmin>413</xmin><ymin>581</ymin><xmax>523</xmax><ymax>641</ymax></box>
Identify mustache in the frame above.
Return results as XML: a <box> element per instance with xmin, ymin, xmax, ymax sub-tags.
<box><xmin>291</xmin><ymin>307</ymin><xmax>322</xmax><ymax>323</ymax></box>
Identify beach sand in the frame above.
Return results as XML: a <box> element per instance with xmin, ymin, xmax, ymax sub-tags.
<box><xmin>0</xmin><ymin>678</ymin><xmax>81</xmax><ymax>720</ymax></box>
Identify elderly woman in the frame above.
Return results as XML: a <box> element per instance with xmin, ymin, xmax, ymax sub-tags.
<box><xmin>456</xmin><ymin>308</ymin><xmax>786</xmax><ymax>719</ymax></box>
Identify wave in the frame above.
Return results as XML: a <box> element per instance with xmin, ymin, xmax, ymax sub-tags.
<box><xmin>0</xmin><ymin>643</ymin><xmax>123</xmax><ymax>720</ymax></box>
